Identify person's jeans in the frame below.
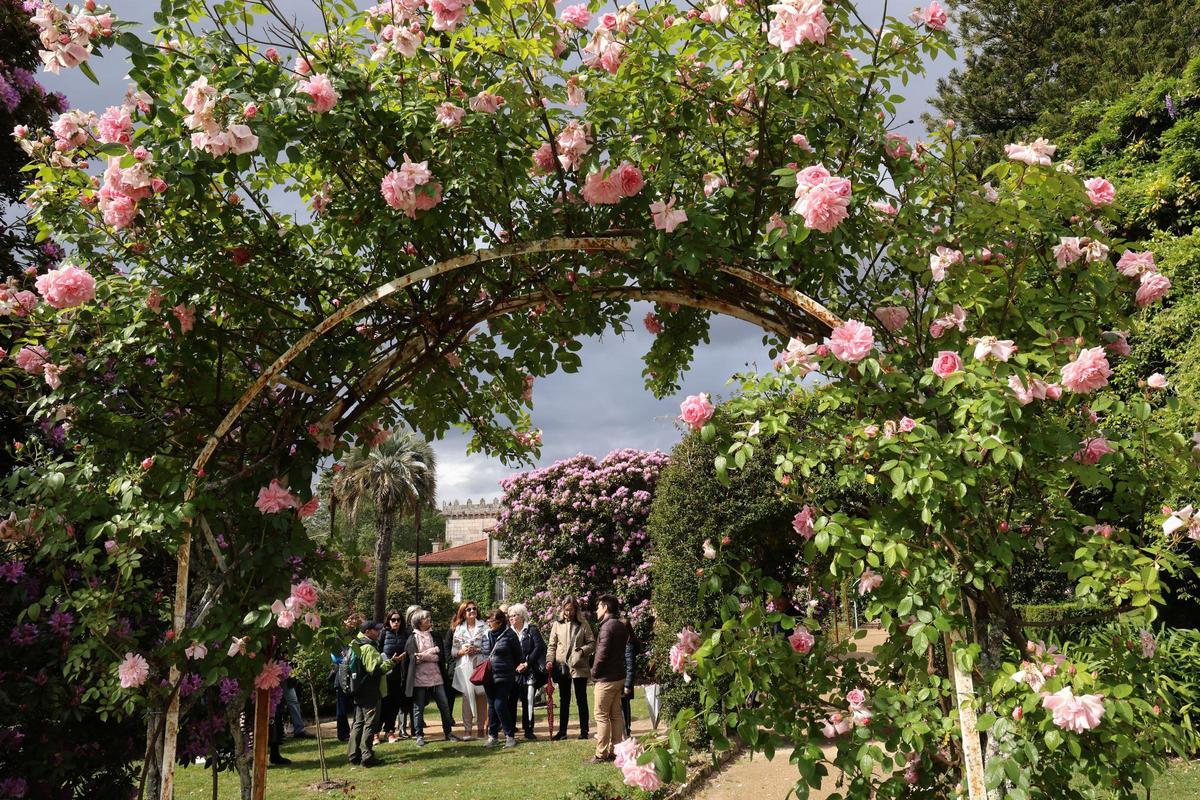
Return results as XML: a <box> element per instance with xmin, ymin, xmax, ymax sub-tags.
<box><xmin>487</xmin><ymin>681</ymin><xmax>517</xmax><ymax>739</ymax></box>
<box><xmin>555</xmin><ymin>674</ymin><xmax>589</xmax><ymax>736</ymax></box>
<box><xmin>284</xmin><ymin>683</ymin><xmax>307</xmax><ymax>734</ymax></box>
<box><xmin>334</xmin><ymin>687</ymin><xmax>351</xmax><ymax>741</ymax></box>
<box><xmin>379</xmin><ymin>673</ymin><xmax>404</xmax><ymax>735</ymax></box>
<box><xmin>348</xmin><ymin>700</ymin><xmax>380</xmax><ymax>762</ymax></box>
<box><xmin>593</xmin><ymin>680</ymin><xmax>624</xmax><ymax>759</ymax></box>
<box><xmin>412</xmin><ymin>684</ymin><xmax>454</xmax><ymax>738</ymax></box>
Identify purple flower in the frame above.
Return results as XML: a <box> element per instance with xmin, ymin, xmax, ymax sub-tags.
<box><xmin>47</xmin><ymin>91</ymin><xmax>68</xmax><ymax>113</ymax></box>
<box><xmin>180</xmin><ymin>672</ymin><xmax>203</xmax><ymax>697</ymax></box>
<box><xmin>218</xmin><ymin>677</ymin><xmax>241</xmax><ymax>703</ymax></box>
<box><xmin>1166</xmin><ymin>93</ymin><xmax>1177</xmax><ymax>120</ymax></box>
<box><xmin>0</xmin><ymin>776</ymin><xmax>28</xmax><ymax>798</ymax></box>
<box><xmin>0</xmin><ymin>75</ymin><xmax>19</xmax><ymax>112</ymax></box>
<box><xmin>9</xmin><ymin>624</ymin><xmax>37</xmax><ymax>646</ymax></box>
<box><xmin>0</xmin><ymin>562</ymin><xmax>25</xmax><ymax>583</ymax></box>
<box><xmin>48</xmin><ymin>609</ymin><xmax>74</xmax><ymax>637</ymax></box>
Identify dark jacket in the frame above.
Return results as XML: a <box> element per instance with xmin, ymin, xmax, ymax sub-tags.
<box><xmin>442</xmin><ymin>627</ymin><xmax>459</xmax><ymax>694</ymax></box>
<box><xmin>481</xmin><ymin>625</ymin><xmax>522</xmax><ymax>685</ymax></box>
<box><xmin>623</xmin><ymin>624</ymin><xmax>638</xmax><ymax>691</ymax></box>
<box><xmin>592</xmin><ymin>616</ymin><xmax>630</xmax><ymax>683</ymax></box>
<box><xmin>514</xmin><ymin>623</ymin><xmax>546</xmax><ymax>687</ymax></box>
<box><xmin>381</xmin><ymin>626</ymin><xmax>408</xmax><ymax>659</ymax></box>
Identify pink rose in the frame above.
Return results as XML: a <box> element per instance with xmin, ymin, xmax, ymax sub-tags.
<box><xmin>676</xmin><ymin>627</ymin><xmax>702</xmax><ymax>655</ymax></box>
<box><xmin>1084</xmin><ymin>177</ymin><xmax>1115</xmax><ymax>206</ymax></box>
<box><xmin>560</xmin><ymin>3</ymin><xmax>591</xmax><ymax>27</ymax></box>
<box><xmin>615</xmin><ymin>162</ymin><xmax>644</xmax><ymax>196</ymax></box>
<box><xmin>225</xmin><ymin>123</ymin><xmax>259</xmax><ymax>155</ymax></box>
<box><xmin>1101</xmin><ymin>330</ymin><xmax>1131</xmax><ymax>357</ymax></box>
<box><xmin>788</xmin><ymin>627</ymin><xmax>815</xmax><ymax>654</ymax></box>
<box><xmin>1041</xmin><ymin>687</ymin><xmax>1104</xmax><ymax>733</ymax></box>
<box><xmin>845</xmin><ymin>688</ymin><xmax>867</xmax><ymax>709</ymax></box>
<box><xmin>436</xmin><ymin>102</ymin><xmax>465</xmax><ymax>127</ymax></box>
<box><xmin>14</xmin><ymin>345</ymin><xmax>50</xmax><ymax>374</ymax></box>
<box><xmin>35</xmin><ymin>263</ymin><xmax>96</xmax><ymax>309</ymax></box>
<box><xmin>650</xmin><ymin>197</ymin><xmax>687</xmax><ymax>232</ymax></box>
<box><xmin>256</xmin><ymin>479</ymin><xmax>299</xmax><ymax>513</ymax></box>
<box><xmin>185</xmin><ymin>642</ymin><xmax>207</xmax><ymax>660</ymax></box>
<box><xmin>289</xmin><ymin>580</ymin><xmax>319</xmax><ymax>608</ymax></box>
<box><xmin>298</xmin><ymin>74</ymin><xmax>339</xmax><ymax>113</ymax></box>
<box><xmin>873</xmin><ymin>305</ymin><xmax>909</xmax><ymax>333</ymax></box>
<box><xmin>1136</xmin><ymin>271</ymin><xmax>1171</xmax><ymax>307</ymax></box>
<box><xmin>792</xmin><ymin>504</ymin><xmax>815</xmax><ymax>539</ymax></box>
<box><xmin>972</xmin><ymin>336</ymin><xmax>1016</xmax><ymax>362</ymax></box>
<box><xmin>863</xmin><ymin>424</ymin><xmax>879</xmax><ymax>438</ymax></box>
<box><xmin>931</xmin><ymin>350</ymin><xmax>963</xmax><ymax>379</ymax></box>
<box><xmin>1073</xmin><ymin>436</ymin><xmax>1113</xmax><ymax>466</ymax></box>
<box><xmin>898</xmin><ymin>416</ymin><xmax>916</xmax><ymax>433</ymax></box>
<box><xmin>766</xmin><ymin>0</ymin><xmax>830</xmax><ymax>53</ymax></box>
<box><xmin>172</xmin><ymin>304</ymin><xmax>196</xmax><ymax>334</ymax></box>
<box><xmin>793</xmin><ymin>165</ymin><xmax>852</xmax><ymax>233</ymax></box>
<box><xmin>96</xmin><ymin>105</ymin><xmax>132</xmax><ymax>145</ymax></box>
<box><xmin>822</xmin><ymin>712</ymin><xmax>852</xmax><ymax>738</ymax></box>
<box><xmin>929</xmin><ymin>246</ymin><xmax>962</xmax><ymax>282</ymax></box>
<box><xmin>255</xmin><ymin>660</ymin><xmax>285</xmax><ymax>691</ymax></box>
<box><xmin>1147</xmin><ymin>372</ymin><xmax>1168</xmax><ymax>390</ymax></box>
<box><xmin>1116</xmin><ymin>250</ymin><xmax>1155</xmax><ymax>278</ymax></box>
<box><xmin>679</xmin><ymin>393</ymin><xmax>715</xmax><ymax>430</ymax></box>
<box><xmin>884</xmin><ymin>133</ymin><xmax>910</xmax><ymax>159</ymax></box>
<box><xmin>1060</xmin><ymin>347</ymin><xmax>1111</xmax><ymax>394</ymax></box>
<box><xmin>826</xmin><ymin>319</ymin><xmax>875</xmax><ymax>363</ymax></box>
<box><xmin>858</xmin><ymin>570</ymin><xmax>882</xmax><ymax>595</ymax></box>
<box><xmin>297</xmin><ymin>496</ymin><xmax>320</xmax><ymax>518</ymax></box>
<box><xmin>921</xmin><ymin>0</ymin><xmax>947</xmax><ymax>30</ymax></box>
<box><xmin>580</xmin><ymin>168</ymin><xmax>622</xmax><ymax>205</ymax></box>
<box><xmin>118</xmin><ymin>652</ymin><xmax>150</xmax><ymax>688</ymax></box>
<box><xmin>468</xmin><ymin>91</ymin><xmax>504</xmax><ymax>114</ymax></box>
<box><xmin>644</xmin><ymin>312</ymin><xmax>662</xmax><ymax>335</ymax></box>
<box><xmin>140</xmin><ymin>457</ymin><xmax>154</xmax><ymax>470</ymax></box>
<box><xmin>1004</xmin><ymin>138</ymin><xmax>1056</xmax><ymax>167</ymax></box>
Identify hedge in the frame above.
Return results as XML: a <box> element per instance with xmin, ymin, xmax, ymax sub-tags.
<box><xmin>461</xmin><ymin>565</ymin><xmax>498</xmax><ymax>610</ymax></box>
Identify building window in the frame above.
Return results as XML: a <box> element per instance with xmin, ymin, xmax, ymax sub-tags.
<box><xmin>448</xmin><ymin>577</ymin><xmax>462</xmax><ymax>602</ymax></box>
<box><xmin>494</xmin><ymin>574</ymin><xmax>507</xmax><ymax>604</ymax></box>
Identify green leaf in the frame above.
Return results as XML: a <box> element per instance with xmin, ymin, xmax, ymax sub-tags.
<box><xmin>1044</xmin><ymin>729</ymin><xmax>1062</xmax><ymax>751</ymax></box>
<box><xmin>79</xmin><ymin>60</ymin><xmax>100</xmax><ymax>85</ymax></box>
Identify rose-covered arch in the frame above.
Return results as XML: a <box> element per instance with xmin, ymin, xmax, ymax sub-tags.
<box><xmin>11</xmin><ymin>1</ymin><xmax>1199</xmax><ymax>800</ymax></box>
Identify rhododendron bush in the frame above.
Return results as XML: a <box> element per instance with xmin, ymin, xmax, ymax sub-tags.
<box><xmin>493</xmin><ymin>449</ymin><xmax>667</xmax><ymax>638</ymax></box>
<box><xmin>4</xmin><ymin>0</ymin><xmax>1196</xmax><ymax>796</ymax></box>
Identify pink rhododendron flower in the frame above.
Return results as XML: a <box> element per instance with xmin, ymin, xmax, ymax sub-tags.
<box><xmin>826</xmin><ymin>319</ymin><xmax>875</xmax><ymax>363</ymax></box>
<box><xmin>972</xmin><ymin>336</ymin><xmax>1016</xmax><ymax>362</ymax></box>
<box><xmin>435</xmin><ymin>102</ymin><xmax>465</xmax><ymax>127</ymax></box>
<box><xmin>788</xmin><ymin>627</ymin><xmax>815</xmax><ymax>654</ymax></box>
<box><xmin>873</xmin><ymin>305</ymin><xmax>909</xmax><ymax>333</ymax></box>
<box><xmin>35</xmin><ymin>263</ymin><xmax>96</xmax><ymax>309</ymax></box>
<box><xmin>1136</xmin><ymin>271</ymin><xmax>1171</xmax><ymax>307</ymax></box>
<box><xmin>1074</xmin><ymin>436</ymin><xmax>1114</xmax><ymax>466</ymax></box>
<box><xmin>1147</xmin><ymin>372</ymin><xmax>1168</xmax><ymax>390</ymax></box>
<box><xmin>299</xmin><ymin>74</ymin><xmax>339</xmax><ymax>113</ymax></box>
<box><xmin>929</xmin><ymin>246</ymin><xmax>962</xmax><ymax>282</ymax></box>
<box><xmin>650</xmin><ymin>196</ymin><xmax>687</xmax><ymax>232</ymax></box>
<box><xmin>1041</xmin><ymin>687</ymin><xmax>1105</xmax><ymax>733</ymax></box>
<box><xmin>920</xmin><ymin>0</ymin><xmax>947</xmax><ymax>29</ymax></box>
<box><xmin>255</xmin><ymin>660</ymin><xmax>285</xmax><ymax>691</ymax></box>
<box><xmin>766</xmin><ymin>0</ymin><xmax>830</xmax><ymax>52</ymax></box>
<box><xmin>560</xmin><ymin>3</ymin><xmax>591</xmax><ymax>27</ymax></box>
<box><xmin>468</xmin><ymin>91</ymin><xmax>505</xmax><ymax>114</ymax></box>
<box><xmin>1060</xmin><ymin>347</ymin><xmax>1111</xmax><ymax>394</ymax></box>
<box><xmin>1116</xmin><ymin>250</ymin><xmax>1155</xmax><ymax>278</ymax></box>
<box><xmin>793</xmin><ymin>164</ymin><xmax>852</xmax><ymax>233</ymax></box>
<box><xmin>118</xmin><ymin>652</ymin><xmax>150</xmax><ymax>688</ymax></box>
<box><xmin>14</xmin><ymin>345</ymin><xmax>50</xmax><ymax>374</ymax></box>
<box><xmin>679</xmin><ymin>393</ymin><xmax>715</xmax><ymax>430</ymax></box>
<box><xmin>1084</xmin><ymin>177</ymin><xmax>1115</xmax><ymax>206</ymax></box>
<box><xmin>256</xmin><ymin>479</ymin><xmax>299</xmax><ymax>513</ymax></box>
<box><xmin>185</xmin><ymin>642</ymin><xmax>207</xmax><ymax>660</ymax></box>
<box><xmin>858</xmin><ymin>570</ymin><xmax>883</xmax><ymax>595</ymax></box>
<box><xmin>792</xmin><ymin>505</ymin><xmax>815</xmax><ymax>539</ymax></box>
<box><xmin>1004</xmin><ymin>138</ymin><xmax>1056</xmax><ymax>166</ymax></box>
<box><xmin>96</xmin><ymin>105</ymin><xmax>132</xmax><ymax>144</ymax></box>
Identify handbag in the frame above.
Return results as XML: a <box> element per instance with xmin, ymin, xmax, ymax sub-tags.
<box><xmin>469</xmin><ymin>657</ymin><xmax>493</xmax><ymax>686</ymax></box>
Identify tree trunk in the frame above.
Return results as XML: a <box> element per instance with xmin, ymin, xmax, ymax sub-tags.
<box><xmin>226</xmin><ymin>702</ymin><xmax>252</xmax><ymax>800</ymax></box>
<box><xmin>373</xmin><ymin>508</ymin><xmax>394</xmax><ymax>623</ymax></box>
<box><xmin>414</xmin><ymin>506</ymin><xmax>422</xmax><ymax>606</ymax></box>
<box><xmin>143</xmin><ymin>712</ymin><xmax>163</xmax><ymax>800</ymax></box>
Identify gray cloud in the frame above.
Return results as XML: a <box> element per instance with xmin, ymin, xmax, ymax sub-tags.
<box><xmin>35</xmin><ymin>1</ymin><xmax>958</xmax><ymax>500</ymax></box>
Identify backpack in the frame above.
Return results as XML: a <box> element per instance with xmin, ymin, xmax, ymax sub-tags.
<box><xmin>337</xmin><ymin>641</ymin><xmax>368</xmax><ymax>695</ymax></box>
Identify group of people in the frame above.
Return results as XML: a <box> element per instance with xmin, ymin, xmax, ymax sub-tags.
<box><xmin>333</xmin><ymin>595</ymin><xmax>638</xmax><ymax>768</ymax></box>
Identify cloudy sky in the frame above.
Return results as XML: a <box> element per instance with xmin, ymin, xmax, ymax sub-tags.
<box><xmin>40</xmin><ymin>1</ymin><xmax>957</xmax><ymax>503</ymax></box>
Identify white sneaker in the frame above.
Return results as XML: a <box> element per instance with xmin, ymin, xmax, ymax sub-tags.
<box><xmin>485</xmin><ymin>736</ymin><xmax>497</xmax><ymax>747</ymax></box>
<box><xmin>504</xmin><ymin>736</ymin><xmax>517</xmax><ymax>748</ymax></box>
<box><xmin>461</xmin><ymin>734</ymin><xmax>475</xmax><ymax>741</ymax></box>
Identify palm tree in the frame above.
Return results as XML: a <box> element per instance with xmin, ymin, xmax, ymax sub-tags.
<box><xmin>332</xmin><ymin>430</ymin><xmax>437</xmax><ymax>622</ymax></box>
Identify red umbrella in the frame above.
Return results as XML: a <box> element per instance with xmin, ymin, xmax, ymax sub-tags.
<box><xmin>545</xmin><ymin>674</ymin><xmax>555</xmax><ymax>737</ymax></box>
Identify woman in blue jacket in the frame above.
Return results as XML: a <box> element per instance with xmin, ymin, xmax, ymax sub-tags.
<box><xmin>481</xmin><ymin>608</ymin><xmax>522</xmax><ymax>748</ymax></box>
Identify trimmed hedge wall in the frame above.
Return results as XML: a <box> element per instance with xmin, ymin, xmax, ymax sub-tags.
<box><xmin>461</xmin><ymin>565</ymin><xmax>498</xmax><ymax>610</ymax></box>
<box><xmin>423</xmin><ymin>566</ymin><xmax>451</xmax><ymax>588</ymax></box>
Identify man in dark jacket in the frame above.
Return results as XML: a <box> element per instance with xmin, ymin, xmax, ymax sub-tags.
<box><xmin>347</xmin><ymin>620</ymin><xmax>401</xmax><ymax>766</ymax></box>
<box><xmin>589</xmin><ymin>595</ymin><xmax>630</xmax><ymax>763</ymax></box>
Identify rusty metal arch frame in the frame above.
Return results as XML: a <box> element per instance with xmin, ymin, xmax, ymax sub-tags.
<box><xmin>160</xmin><ymin>236</ymin><xmax>841</xmax><ymax>799</ymax></box>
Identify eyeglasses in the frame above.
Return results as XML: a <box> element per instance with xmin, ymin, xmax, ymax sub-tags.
<box><xmin>466</xmin><ymin>607</ymin><xmax>477</xmax><ymax>613</ymax></box>
<box><xmin>388</xmin><ymin>618</ymin><xmax>401</xmax><ymax>622</ymax></box>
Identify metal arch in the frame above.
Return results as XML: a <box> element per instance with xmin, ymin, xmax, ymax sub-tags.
<box><xmin>316</xmin><ymin>284</ymin><xmax>802</xmax><ymax>431</ymax></box>
<box><xmin>160</xmin><ymin>235</ymin><xmax>840</xmax><ymax>800</ymax></box>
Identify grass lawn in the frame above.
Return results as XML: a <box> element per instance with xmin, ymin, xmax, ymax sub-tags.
<box><xmin>174</xmin><ymin>688</ymin><xmax>653</xmax><ymax>800</ymax></box>
<box><xmin>1142</xmin><ymin>759</ymin><xmax>1200</xmax><ymax>798</ymax></box>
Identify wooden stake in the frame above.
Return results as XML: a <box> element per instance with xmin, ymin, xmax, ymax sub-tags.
<box><xmin>945</xmin><ymin>634</ymin><xmax>987</xmax><ymax>800</ymax></box>
<box><xmin>251</xmin><ymin>688</ymin><xmax>270</xmax><ymax>800</ymax></box>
